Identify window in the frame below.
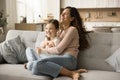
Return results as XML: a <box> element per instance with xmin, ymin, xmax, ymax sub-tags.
<box><xmin>16</xmin><ymin>0</ymin><xmax>47</xmax><ymax>23</ymax></box>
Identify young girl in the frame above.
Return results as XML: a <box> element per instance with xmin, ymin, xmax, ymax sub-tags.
<box><xmin>36</xmin><ymin>19</ymin><xmax>60</xmax><ymax>58</ymax></box>
<box><xmin>25</xmin><ymin>19</ymin><xmax>60</xmax><ymax>70</ymax></box>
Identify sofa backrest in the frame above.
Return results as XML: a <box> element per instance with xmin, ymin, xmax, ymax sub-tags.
<box><xmin>6</xmin><ymin>30</ymin><xmax>45</xmax><ymax>48</ymax></box>
<box><xmin>6</xmin><ymin>30</ymin><xmax>120</xmax><ymax>71</ymax></box>
<box><xmin>78</xmin><ymin>32</ymin><xmax>120</xmax><ymax>71</ymax></box>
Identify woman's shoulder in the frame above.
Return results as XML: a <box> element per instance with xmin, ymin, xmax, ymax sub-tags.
<box><xmin>69</xmin><ymin>26</ymin><xmax>77</xmax><ymax>29</ymax></box>
<box><xmin>68</xmin><ymin>26</ymin><xmax>77</xmax><ymax>32</ymax></box>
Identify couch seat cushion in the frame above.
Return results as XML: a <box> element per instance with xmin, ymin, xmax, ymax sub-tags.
<box><xmin>0</xmin><ymin>64</ymin><xmax>52</xmax><ymax>80</ymax></box>
<box><xmin>54</xmin><ymin>70</ymin><xmax>120</xmax><ymax>80</ymax></box>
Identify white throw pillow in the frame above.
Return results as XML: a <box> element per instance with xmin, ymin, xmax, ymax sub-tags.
<box><xmin>105</xmin><ymin>48</ymin><xmax>120</xmax><ymax>72</ymax></box>
<box><xmin>35</xmin><ymin>32</ymin><xmax>45</xmax><ymax>48</ymax></box>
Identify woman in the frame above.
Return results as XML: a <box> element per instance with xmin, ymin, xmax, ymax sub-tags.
<box><xmin>26</xmin><ymin>6</ymin><xmax>89</xmax><ymax>80</ymax></box>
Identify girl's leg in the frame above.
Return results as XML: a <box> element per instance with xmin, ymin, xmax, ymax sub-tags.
<box><xmin>25</xmin><ymin>47</ymin><xmax>39</xmax><ymax>70</ymax></box>
<box><xmin>26</xmin><ymin>47</ymin><xmax>38</xmax><ymax>61</ymax></box>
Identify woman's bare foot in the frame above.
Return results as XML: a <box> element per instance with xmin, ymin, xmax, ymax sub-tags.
<box><xmin>71</xmin><ymin>69</ymin><xmax>87</xmax><ymax>80</ymax></box>
<box><xmin>74</xmin><ymin>69</ymin><xmax>88</xmax><ymax>73</ymax></box>
<box><xmin>72</xmin><ymin>72</ymin><xmax>80</xmax><ymax>80</ymax></box>
<box><xmin>60</xmin><ymin>68</ymin><xmax>87</xmax><ymax>80</ymax></box>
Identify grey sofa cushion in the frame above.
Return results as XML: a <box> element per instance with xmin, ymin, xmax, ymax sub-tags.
<box><xmin>20</xmin><ymin>31</ymin><xmax>39</xmax><ymax>48</ymax></box>
<box><xmin>1</xmin><ymin>35</ymin><xmax>27</xmax><ymax>64</ymax></box>
<box><xmin>0</xmin><ymin>64</ymin><xmax>52</xmax><ymax>80</ymax></box>
<box><xmin>105</xmin><ymin>48</ymin><xmax>120</xmax><ymax>72</ymax></box>
<box><xmin>54</xmin><ymin>70</ymin><xmax>120</xmax><ymax>80</ymax></box>
<box><xmin>78</xmin><ymin>33</ymin><xmax>114</xmax><ymax>71</ymax></box>
<box><xmin>111</xmin><ymin>28</ymin><xmax>120</xmax><ymax>32</ymax></box>
<box><xmin>35</xmin><ymin>32</ymin><xmax>45</xmax><ymax>48</ymax></box>
<box><xmin>0</xmin><ymin>49</ymin><xmax>4</xmax><ymax>63</ymax></box>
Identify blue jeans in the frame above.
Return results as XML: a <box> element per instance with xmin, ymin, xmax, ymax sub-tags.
<box><xmin>26</xmin><ymin>47</ymin><xmax>77</xmax><ymax>78</ymax></box>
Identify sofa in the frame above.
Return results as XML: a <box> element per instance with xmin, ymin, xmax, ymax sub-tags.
<box><xmin>0</xmin><ymin>30</ymin><xmax>120</xmax><ymax>80</ymax></box>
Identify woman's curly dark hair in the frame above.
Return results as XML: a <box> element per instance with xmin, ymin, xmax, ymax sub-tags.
<box><xmin>64</xmin><ymin>6</ymin><xmax>90</xmax><ymax>50</ymax></box>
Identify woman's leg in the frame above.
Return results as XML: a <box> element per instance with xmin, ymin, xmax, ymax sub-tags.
<box><xmin>25</xmin><ymin>47</ymin><xmax>39</xmax><ymax>70</ymax></box>
<box><xmin>32</xmin><ymin>54</ymin><xmax>77</xmax><ymax>77</ymax></box>
<box><xmin>32</xmin><ymin>54</ymin><xmax>87</xmax><ymax>79</ymax></box>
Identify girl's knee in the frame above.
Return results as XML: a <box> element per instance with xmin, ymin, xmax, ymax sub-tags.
<box><xmin>26</xmin><ymin>47</ymin><xmax>33</xmax><ymax>54</ymax></box>
<box><xmin>26</xmin><ymin>47</ymin><xmax>32</xmax><ymax>52</ymax></box>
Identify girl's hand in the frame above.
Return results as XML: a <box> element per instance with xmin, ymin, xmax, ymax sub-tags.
<box><xmin>46</xmin><ymin>41</ymin><xmax>55</xmax><ymax>48</ymax></box>
<box><xmin>48</xmin><ymin>41</ymin><xmax>55</xmax><ymax>47</ymax></box>
<box><xmin>36</xmin><ymin>47</ymin><xmax>41</xmax><ymax>54</ymax></box>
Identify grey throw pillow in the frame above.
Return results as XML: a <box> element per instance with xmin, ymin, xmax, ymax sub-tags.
<box><xmin>1</xmin><ymin>35</ymin><xmax>27</xmax><ymax>64</ymax></box>
<box><xmin>0</xmin><ymin>49</ymin><xmax>5</xmax><ymax>63</ymax></box>
<box><xmin>0</xmin><ymin>41</ymin><xmax>18</xmax><ymax>63</ymax></box>
<box><xmin>105</xmin><ymin>48</ymin><xmax>120</xmax><ymax>72</ymax></box>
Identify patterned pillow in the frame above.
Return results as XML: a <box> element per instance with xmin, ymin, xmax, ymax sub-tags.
<box><xmin>0</xmin><ymin>49</ymin><xmax>5</xmax><ymax>63</ymax></box>
<box><xmin>1</xmin><ymin>36</ymin><xmax>27</xmax><ymax>64</ymax></box>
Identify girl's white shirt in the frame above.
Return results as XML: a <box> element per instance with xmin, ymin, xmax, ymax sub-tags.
<box><xmin>39</xmin><ymin>37</ymin><xmax>60</xmax><ymax>58</ymax></box>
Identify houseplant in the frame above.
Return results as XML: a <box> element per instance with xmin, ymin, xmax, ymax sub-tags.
<box><xmin>0</xmin><ymin>10</ymin><xmax>8</xmax><ymax>34</ymax></box>
<box><xmin>0</xmin><ymin>10</ymin><xmax>8</xmax><ymax>27</ymax></box>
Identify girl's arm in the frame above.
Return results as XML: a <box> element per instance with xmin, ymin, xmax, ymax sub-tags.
<box><xmin>36</xmin><ymin>41</ymin><xmax>46</xmax><ymax>54</ymax></box>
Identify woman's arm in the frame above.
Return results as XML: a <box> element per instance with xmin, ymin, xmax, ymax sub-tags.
<box><xmin>46</xmin><ymin>27</ymin><xmax>78</xmax><ymax>54</ymax></box>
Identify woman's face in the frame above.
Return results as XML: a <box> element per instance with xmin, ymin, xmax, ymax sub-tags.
<box><xmin>60</xmin><ymin>8</ymin><xmax>73</xmax><ymax>25</ymax></box>
<box><xmin>45</xmin><ymin>23</ymin><xmax>57</xmax><ymax>39</ymax></box>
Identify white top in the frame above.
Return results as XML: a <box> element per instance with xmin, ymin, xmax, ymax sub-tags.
<box><xmin>39</xmin><ymin>37</ymin><xmax>60</xmax><ymax>58</ymax></box>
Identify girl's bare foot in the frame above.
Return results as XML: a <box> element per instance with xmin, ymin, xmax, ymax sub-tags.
<box><xmin>24</xmin><ymin>63</ymin><xmax>27</xmax><ymax>69</ymax></box>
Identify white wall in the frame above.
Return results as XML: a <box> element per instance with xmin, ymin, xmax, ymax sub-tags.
<box><xmin>47</xmin><ymin>0</ymin><xmax>60</xmax><ymax>20</ymax></box>
<box><xmin>0</xmin><ymin>0</ymin><xmax>17</xmax><ymax>30</ymax></box>
<box><xmin>0</xmin><ymin>0</ymin><xmax>6</xmax><ymax>10</ymax></box>
<box><xmin>6</xmin><ymin>0</ymin><xmax>17</xmax><ymax>30</ymax></box>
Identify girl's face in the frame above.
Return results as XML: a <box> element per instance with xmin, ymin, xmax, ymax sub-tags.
<box><xmin>60</xmin><ymin>9</ymin><xmax>73</xmax><ymax>25</ymax></box>
<box><xmin>45</xmin><ymin>23</ymin><xmax>57</xmax><ymax>39</ymax></box>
